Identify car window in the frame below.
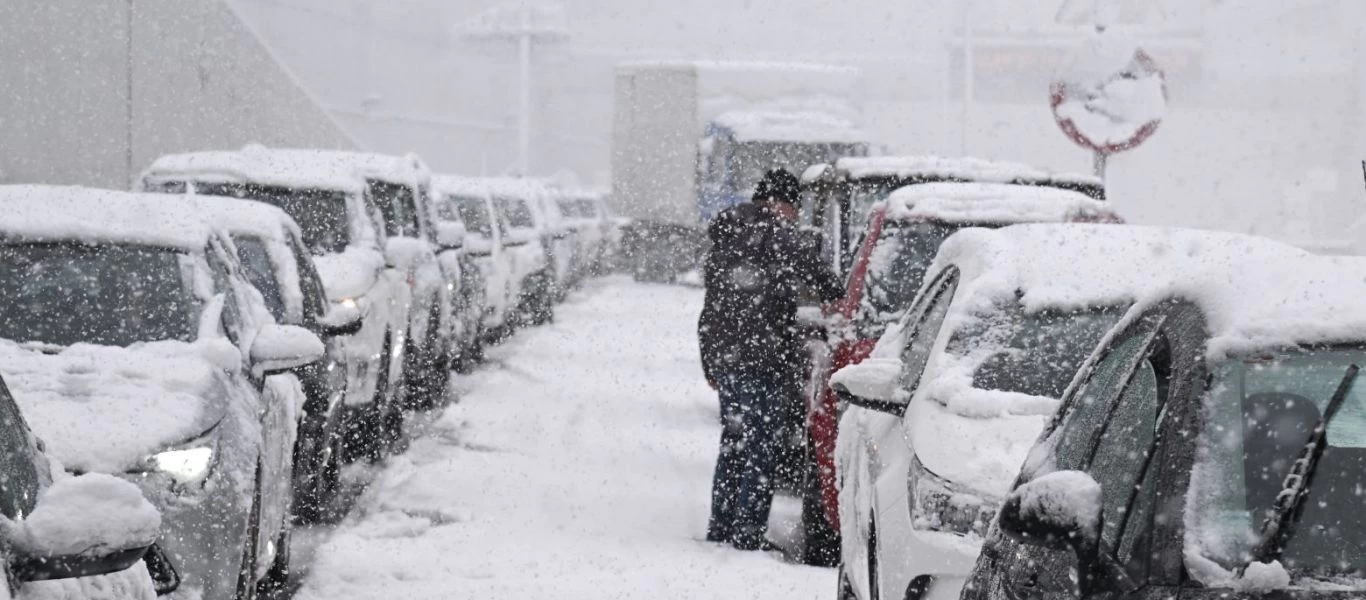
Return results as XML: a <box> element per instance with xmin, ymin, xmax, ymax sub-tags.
<box><xmin>204</xmin><ymin>243</ymin><xmax>247</xmax><ymax>347</ymax></box>
<box><xmin>899</xmin><ymin>273</ymin><xmax>958</xmax><ymax>392</ymax></box>
<box><xmin>0</xmin><ymin>242</ymin><xmax>197</xmax><ymax>347</ymax></box>
<box><xmin>497</xmin><ymin>197</ymin><xmax>536</xmax><ymax>229</ymax></box>
<box><xmin>368</xmin><ymin>180</ymin><xmax>421</xmax><ymax>239</ymax></box>
<box><xmin>232</xmin><ymin>234</ymin><xmax>286</xmax><ymax>323</ymax></box>
<box><xmin>858</xmin><ymin>222</ymin><xmax>959</xmax><ymax>338</ymax></box>
<box><xmin>288</xmin><ymin>232</ymin><xmax>328</xmax><ymax>325</ymax></box>
<box><xmin>195</xmin><ymin>182</ymin><xmax>351</xmax><ymax>256</ymax></box>
<box><xmin>1051</xmin><ymin>328</ymin><xmax>1158</xmax><ymax>470</ymax></box>
<box><xmin>1086</xmin><ymin>358</ymin><xmax>1162</xmax><ymax>556</ymax></box>
<box><xmin>0</xmin><ymin>378</ymin><xmax>41</xmax><ymax>520</ymax></box>
<box><xmin>457</xmin><ymin>197</ymin><xmax>494</xmax><ymax>237</ymax></box>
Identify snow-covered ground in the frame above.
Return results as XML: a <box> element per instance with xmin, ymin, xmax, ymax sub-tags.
<box><xmin>292</xmin><ymin>277</ymin><xmax>832</xmax><ymax>599</ymax></box>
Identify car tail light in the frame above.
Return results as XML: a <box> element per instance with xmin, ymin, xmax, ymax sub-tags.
<box><xmin>908</xmin><ymin>456</ymin><xmax>997</xmax><ymax>538</ymax></box>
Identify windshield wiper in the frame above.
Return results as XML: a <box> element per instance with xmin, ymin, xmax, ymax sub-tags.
<box><xmin>1245</xmin><ymin>363</ymin><xmax>1360</xmax><ymax>570</ymax></box>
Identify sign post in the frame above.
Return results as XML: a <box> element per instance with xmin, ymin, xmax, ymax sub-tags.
<box><xmin>1050</xmin><ymin>27</ymin><xmax>1167</xmax><ymax>182</ymax></box>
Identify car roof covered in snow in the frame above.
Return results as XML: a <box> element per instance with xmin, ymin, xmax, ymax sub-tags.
<box><xmin>185</xmin><ymin>195</ymin><xmax>301</xmax><ymax>243</ymax></box>
<box><xmin>0</xmin><ymin>185</ymin><xmax>214</xmax><ymax>251</ymax></box>
<box><xmin>881</xmin><ymin>182</ymin><xmax>1116</xmax><ymax>225</ymax></box>
<box><xmin>144</xmin><ymin>146</ymin><xmax>430</xmax><ymax>193</ymax></box>
<box><xmin>432</xmin><ymin>174</ymin><xmax>553</xmax><ymax>201</ymax></box>
<box><xmin>806</xmin><ymin>155</ymin><xmax>1103</xmax><ymax>196</ymax></box>
<box><xmin>872</xmin><ymin>224</ymin><xmax>1323</xmax><ymax>499</ymax></box>
<box><xmin>709</xmin><ymin>110</ymin><xmax>865</xmax><ymax>144</ymax></box>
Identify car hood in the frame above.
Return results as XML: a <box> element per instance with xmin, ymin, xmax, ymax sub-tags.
<box><xmin>0</xmin><ymin>340</ymin><xmax>227</xmax><ymax>474</ymax></box>
<box><xmin>314</xmin><ymin>246</ymin><xmax>384</xmax><ymax>302</ymax></box>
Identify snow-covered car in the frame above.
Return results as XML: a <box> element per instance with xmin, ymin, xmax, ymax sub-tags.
<box><xmin>961</xmin><ymin>233</ymin><xmax>1366</xmax><ymax>599</ymax></box>
<box><xmin>0</xmin><ymin>186</ymin><xmax>325</xmax><ymax>600</ymax></box>
<box><xmin>183</xmin><ymin>196</ymin><xmax>366</xmax><ymax>522</ymax></box>
<box><xmin>830</xmin><ymin>224</ymin><xmax>1269</xmax><ymax>600</ymax></box>
<box><xmin>494</xmin><ymin>194</ymin><xmax>554</xmax><ymax>326</ymax></box>
<box><xmin>799</xmin><ymin>155</ymin><xmax>1106</xmax><ymax>280</ymax></box>
<box><xmin>0</xmin><ymin>371</ymin><xmax>163</xmax><ymax>600</ymax></box>
<box><xmin>528</xmin><ymin>189</ymin><xmax>578</xmax><ymax>302</ymax></box>
<box><xmin>432</xmin><ymin>175</ymin><xmax>524</xmax><ymax>339</ymax></box>
<box><xmin>798</xmin><ymin>181</ymin><xmax>1122</xmax><ymax>565</ymax></box>
<box><xmin>555</xmin><ymin>189</ymin><xmax>609</xmax><ymax>284</ymax></box>
<box><xmin>141</xmin><ymin>149</ymin><xmax>413</xmax><ymax>454</ymax></box>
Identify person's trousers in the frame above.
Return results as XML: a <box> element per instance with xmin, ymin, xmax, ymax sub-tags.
<box><xmin>706</xmin><ymin>371</ymin><xmax>787</xmax><ymax>549</ymax></box>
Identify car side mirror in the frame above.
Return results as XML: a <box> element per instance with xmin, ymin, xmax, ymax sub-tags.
<box><xmin>316</xmin><ymin>303</ymin><xmax>364</xmax><ymax>337</ymax></box>
<box><xmin>435</xmin><ymin>222</ymin><xmax>466</xmax><ymax>251</ymax></box>
<box><xmin>250</xmin><ymin>324</ymin><xmax>325</xmax><ymax>377</ymax></box>
<box><xmin>999</xmin><ymin>470</ymin><xmax>1103</xmax><ymax>557</ymax></box>
<box><xmin>829</xmin><ymin>357</ymin><xmax>908</xmax><ymax>415</ymax></box>
<box><xmin>6</xmin><ymin>474</ymin><xmax>160</xmax><ymax>583</ymax></box>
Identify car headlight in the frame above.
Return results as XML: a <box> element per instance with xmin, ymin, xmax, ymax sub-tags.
<box><xmin>147</xmin><ymin>447</ymin><xmax>215</xmax><ymax>487</ymax></box>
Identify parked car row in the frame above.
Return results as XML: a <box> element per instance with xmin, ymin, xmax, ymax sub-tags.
<box><xmin>0</xmin><ymin>146</ymin><xmax>618</xmax><ymax>600</ymax></box>
<box><xmin>782</xmin><ymin>161</ymin><xmax>1366</xmax><ymax>598</ymax></box>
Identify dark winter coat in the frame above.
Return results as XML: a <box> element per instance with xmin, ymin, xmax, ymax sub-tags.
<box><xmin>697</xmin><ymin>203</ymin><xmax>843</xmax><ymax>386</ymax></box>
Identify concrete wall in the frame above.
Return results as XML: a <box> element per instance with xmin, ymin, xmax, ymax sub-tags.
<box><xmin>0</xmin><ymin>0</ymin><xmax>355</xmax><ymax>189</ymax></box>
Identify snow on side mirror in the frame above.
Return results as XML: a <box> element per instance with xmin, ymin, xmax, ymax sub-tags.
<box><xmin>316</xmin><ymin>303</ymin><xmax>364</xmax><ymax>338</ymax></box>
<box><xmin>829</xmin><ymin>357</ymin><xmax>907</xmax><ymax>415</ymax></box>
<box><xmin>250</xmin><ymin>324</ymin><xmax>325</xmax><ymax>377</ymax></box>
<box><xmin>999</xmin><ymin>470</ymin><xmax>1102</xmax><ymax>554</ymax></box>
<box><xmin>435</xmin><ymin>222</ymin><xmax>466</xmax><ymax>251</ymax></box>
<box><xmin>5</xmin><ymin>474</ymin><xmax>161</xmax><ymax>583</ymax></box>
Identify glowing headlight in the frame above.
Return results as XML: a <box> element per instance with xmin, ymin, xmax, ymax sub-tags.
<box><xmin>339</xmin><ymin>297</ymin><xmax>360</xmax><ymax>310</ymax></box>
<box><xmin>149</xmin><ymin>447</ymin><xmax>215</xmax><ymax>485</ymax></box>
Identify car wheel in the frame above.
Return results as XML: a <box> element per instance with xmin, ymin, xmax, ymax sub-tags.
<box><xmin>407</xmin><ymin>307</ymin><xmax>450</xmax><ymax>411</ymax></box>
<box><xmin>235</xmin><ymin>465</ymin><xmax>263</xmax><ymax>600</ymax></box>
<box><xmin>800</xmin><ymin>441</ymin><xmax>840</xmax><ymax>567</ymax></box>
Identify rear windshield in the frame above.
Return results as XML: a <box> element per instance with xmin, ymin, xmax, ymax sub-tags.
<box><xmin>497</xmin><ymin>197</ymin><xmax>536</xmax><ymax>229</ymax></box>
<box><xmin>457</xmin><ymin>197</ymin><xmax>494</xmax><ymax>237</ymax></box>
<box><xmin>0</xmin><ymin>242</ymin><xmax>196</xmax><ymax>347</ymax></box>
<box><xmin>195</xmin><ymin>182</ymin><xmax>350</xmax><ymax>256</ymax></box>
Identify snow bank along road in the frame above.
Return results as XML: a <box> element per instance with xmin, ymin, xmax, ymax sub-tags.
<box><xmin>292</xmin><ymin>276</ymin><xmax>832</xmax><ymax>599</ymax></box>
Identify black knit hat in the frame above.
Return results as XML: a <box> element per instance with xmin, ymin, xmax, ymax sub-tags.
<box><xmin>753</xmin><ymin>169</ymin><xmax>800</xmax><ymax>206</ymax></box>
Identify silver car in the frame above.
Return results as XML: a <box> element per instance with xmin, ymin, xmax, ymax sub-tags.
<box><xmin>0</xmin><ymin>186</ymin><xmax>324</xmax><ymax>600</ymax></box>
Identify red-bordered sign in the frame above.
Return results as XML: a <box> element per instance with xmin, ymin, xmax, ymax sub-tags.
<box><xmin>1050</xmin><ymin>45</ymin><xmax>1167</xmax><ymax>155</ymax></box>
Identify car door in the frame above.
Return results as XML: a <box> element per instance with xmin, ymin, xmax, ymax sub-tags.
<box><xmin>972</xmin><ymin>311</ymin><xmax>1174</xmax><ymax>600</ymax></box>
<box><xmin>206</xmin><ymin>238</ymin><xmax>297</xmax><ymax>572</ymax></box>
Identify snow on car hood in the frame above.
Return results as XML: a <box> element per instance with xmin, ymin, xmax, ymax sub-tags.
<box><xmin>908</xmin><ymin>394</ymin><xmax>1049</xmax><ymax>500</ymax></box>
<box><xmin>0</xmin><ymin>340</ymin><xmax>227</xmax><ymax>474</ymax></box>
<box><xmin>313</xmin><ymin>246</ymin><xmax>384</xmax><ymax>302</ymax></box>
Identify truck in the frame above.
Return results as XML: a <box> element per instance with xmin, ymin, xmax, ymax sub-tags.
<box><xmin>610</xmin><ymin>61</ymin><xmax>870</xmax><ymax>282</ymax></box>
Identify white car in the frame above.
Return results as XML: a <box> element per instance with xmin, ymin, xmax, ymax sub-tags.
<box><xmin>0</xmin><ymin>186</ymin><xmax>324</xmax><ymax>600</ymax></box>
<box><xmin>1</xmin><ymin>369</ymin><xmax>163</xmax><ymax>600</ymax></box>
<box><xmin>182</xmin><ymin>196</ymin><xmax>366</xmax><ymax>522</ymax></box>
<box><xmin>141</xmin><ymin>149</ymin><xmax>413</xmax><ymax>456</ymax></box>
<box><xmin>527</xmin><ymin>189</ymin><xmax>577</xmax><ymax>301</ymax></box>
<box><xmin>554</xmin><ymin>188</ymin><xmax>610</xmax><ymax>284</ymax></box>
<box><xmin>829</xmin><ymin>224</ymin><xmax>1281</xmax><ymax>600</ymax></box>
<box><xmin>494</xmin><ymin>193</ymin><xmax>554</xmax><ymax>326</ymax></box>
<box><xmin>432</xmin><ymin>176</ymin><xmax>521</xmax><ymax>336</ymax></box>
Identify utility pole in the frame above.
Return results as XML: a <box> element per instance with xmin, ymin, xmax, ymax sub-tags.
<box><xmin>458</xmin><ymin>2</ymin><xmax>567</xmax><ymax>176</ymax></box>
<box><xmin>960</xmin><ymin>0</ymin><xmax>973</xmax><ymax>155</ymax></box>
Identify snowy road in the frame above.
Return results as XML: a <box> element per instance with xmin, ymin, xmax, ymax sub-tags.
<box><xmin>292</xmin><ymin>277</ymin><xmax>833</xmax><ymax>599</ymax></box>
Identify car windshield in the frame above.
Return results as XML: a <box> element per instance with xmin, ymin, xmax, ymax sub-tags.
<box><xmin>0</xmin><ymin>377</ymin><xmax>41</xmax><ymax>520</ymax></box>
<box><xmin>0</xmin><ymin>242</ymin><xmax>196</xmax><ymax>347</ymax></box>
<box><xmin>945</xmin><ymin>302</ymin><xmax>1126</xmax><ymax>399</ymax></box>
<box><xmin>1189</xmin><ymin>349</ymin><xmax>1366</xmax><ymax>581</ymax></box>
<box><xmin>857</xmin><ymin>222</ymin><xmax>961</xmax><ymax>336</ymax></box>
<box><xmin>196</xmin><ymin>182</ymin><xmax>351</xmax><ymax>255</ymax></box>
<box><xmin>232</xmin><ymin>234</ymin><xmax>286</xmax><ymax>323</ymax></box>
<box><xmin>456</xmin><ymin>197</ymin><xmax>494</xmax><ymax>237</ymax></box>
<box><xmin>497</xmin><ymin>197</ymin><xmax>536</xmax><ymax>229</ymax></box>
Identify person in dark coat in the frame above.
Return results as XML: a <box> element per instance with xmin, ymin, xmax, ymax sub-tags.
<box><xmin>698</xmin><ymin>168</ymin><xmax>843</xmax><ymax>550</ymax></box>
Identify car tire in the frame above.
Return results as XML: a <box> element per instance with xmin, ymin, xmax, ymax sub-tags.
<box><xmin>800</xmin><ymin>442</ymin><xmax>840</xmax><ymax>567</ymax></box>
<box><xmin>407</xmin><ymin>307</ymin><xmax>451</xmax><ymax>411</ymax></box>
<box><xmin>235</xmin><ymin>465</ymin><xmax>263</xmax><ymax>600</ymax></box>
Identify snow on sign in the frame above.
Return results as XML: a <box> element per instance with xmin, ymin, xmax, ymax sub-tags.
<box><xmin>1050</xmin><ymin>29</ymin><xmax>1167</xmax><ymax>155</ymax></box>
